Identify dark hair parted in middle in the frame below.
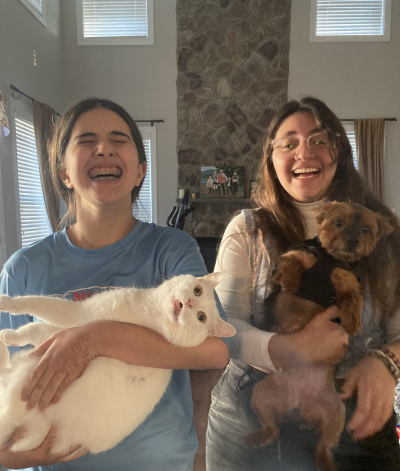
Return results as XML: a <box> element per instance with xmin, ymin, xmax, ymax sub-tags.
<box><xmin>252</xmin><ymin>96</ymin><xmax>400</xmax><ymax>319</ymax></box>
<box><xmin>48</xmin><ymin>98</ymin><xmax>147</xmax><ymax>226</ymax></box>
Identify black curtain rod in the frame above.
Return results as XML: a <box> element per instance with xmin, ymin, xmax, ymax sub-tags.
<box><xmin>10</xmin><ymin>85</ymin><xmax>164</xmax><ymax>125</ymax></box>
<box><xmin>135</xmin><ymin>120</ymin><xmax>164</xmax><ymax>126</ymax></box>
<box><xmin>10</xmin><ymin>84</ymin><xmax>61</xmax><ymax>116</ymax></box>
<box><xmin>341</xmin><ymin>117</ymin><xmax>397</xmax><ymax>122</ymax></box>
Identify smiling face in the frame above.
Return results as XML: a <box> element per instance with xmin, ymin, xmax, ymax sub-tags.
<box><xmin>271</xmin><ymin>112</ymin><xmax>337</xmax><ymax>203</ymax></box>
<box><xmin>60</xmin><ymin>108</ymin><xmax>146</xmax><ymax>212</ymax></box>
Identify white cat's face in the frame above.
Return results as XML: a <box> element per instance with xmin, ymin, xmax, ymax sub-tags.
<box><xmin>162</xmin><ymin>273</ymin><xmax>235</xmax><ymax>347</ymax></box>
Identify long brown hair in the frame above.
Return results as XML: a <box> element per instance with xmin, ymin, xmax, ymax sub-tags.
<box><xmin>48</xmin><ymin>98</ymin><xmax>147</xmax><ymax>227</ymax></box>
<box><xmin>252</xmin><ymin>96</ymin><xmax>400</xmax><ymax>318</ymax></box>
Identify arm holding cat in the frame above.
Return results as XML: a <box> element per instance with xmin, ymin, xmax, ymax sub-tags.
<box><xmin>0</xmin><ymin>237</ymin><xmax>230</xmax><ymax>468</ymax></box>
<box><xmin>3</xmin><ymin>238</ymin><xmax>231</xmax><ymax>412</ymax></box>
<box><xmin>22</xmin><ymin>321</ymin><xmax>229</xmax><ymax>411</ymax></box>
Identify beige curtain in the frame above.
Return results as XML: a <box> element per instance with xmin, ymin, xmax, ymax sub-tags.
<box><xmin>354</xmin><ymin>118</ymin><xmax>385</xmax><ymax>202</ymax></box>
<box><xmin>33</xmin><ymin>100</ymin><xmax>60</xmax><ymax>231</ymax></box>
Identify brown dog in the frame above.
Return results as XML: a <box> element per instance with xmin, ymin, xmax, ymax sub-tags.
<box><xmin>246</xmin><ymin>201</ymin><xmax>394</xmax><ymax>471</ymax></box>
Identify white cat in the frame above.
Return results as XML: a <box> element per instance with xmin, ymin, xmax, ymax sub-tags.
<box><xmin>0</xmin><ymin>272</ymin><xmax>235</xmax><ymax>456</ymax></box>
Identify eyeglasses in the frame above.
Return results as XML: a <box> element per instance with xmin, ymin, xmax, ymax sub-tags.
<box><xmin>271</xmin><ymin>131</ymin><xmax>335</xmax><ymax>159</ymax></box>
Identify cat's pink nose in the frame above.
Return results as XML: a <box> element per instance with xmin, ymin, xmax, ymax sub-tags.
<box><xmin>183</xmin><ymin>299</ymin><xmax>194</xmax><ymax>309</ymax></box>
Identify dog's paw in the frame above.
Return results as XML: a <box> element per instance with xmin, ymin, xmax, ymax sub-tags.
<box><xmin>274</xmin><ymin>259</ymin><xmax>302</xmax><ymax>293</ymax></box>
<box><xmin>0</xmin><ymin>295</ymin><xmax>21</xmax><ymax>314</ymax></box>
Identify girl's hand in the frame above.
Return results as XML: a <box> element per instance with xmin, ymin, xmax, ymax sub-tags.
<box><xmin>291</xmin><ymin>306</ymin><xmax>349</xmax><ymax>365</ymax></box>
<box><xmin>0</xmin><ymin>426</ymin><xmax>87</xmax><ymax>469</ymax></box>
<box><xmin>22</xmin><ymin>325</ymin><xmax>97</xmax><ymax>410</ymax></box>
<box><xmin>269</xmin><ymin>307</ymin><xmax>349</xmax><ymax>370</ymax></box>
<box><xmin>340</xmin><ymin>356</ymin><xmax>396</xmax><ymax>441</ymax></box>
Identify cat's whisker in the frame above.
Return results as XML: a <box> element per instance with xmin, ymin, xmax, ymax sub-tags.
<box><xmin>179</xmin><ymin>327</ymin><xmax>187</xmax><ymax>362</ymax></box>
<box><xmin>173</xmin><ymin>325</ymin><xmax>184</xmax><ymax>347</ymax></box>
<box><xmin>174</xmin><ymin>323</ymin><xmax>188</xmax><ymax>351</ymax></box>
<box><xmin>164</xmin><ymin>324</ymin><xmax>183</xmax><ymax>352</ymax></box>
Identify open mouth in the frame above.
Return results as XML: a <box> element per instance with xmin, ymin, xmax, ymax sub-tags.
<box><xmin>173</xmin><ymin>299</ymin><xmax>183</xmax><ymax>315</ymax></box>
<box><xmin>89</xmin><ymin>167</ymin><xmax>122</xmax><ymax>180</ymax></box>
<box><xmin>293</xmin><ymin>168</ymin><xmax>320</xmax><ymax>178</ymax></box>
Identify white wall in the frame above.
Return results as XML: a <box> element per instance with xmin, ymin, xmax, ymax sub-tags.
<box><xmin>288</xmin><ymin>0</ymin><xmax>400</xmax><ymax>212</ymax></box>
<box><xmin>60</xmin><ymin>0</ymin><xmax>178</xmax><ymax>226</ymax></box>
<box><xmin>0</xmin><ymin>0</ymin><xmax>62</xmax><ymax>263</ymax></box>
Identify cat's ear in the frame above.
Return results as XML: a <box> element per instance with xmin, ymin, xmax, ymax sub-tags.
<box><xmin>208</xmin><ymin>317</ymin><xmax>236</xmax><ymax>338</ymax></box>
<box><xmin>197</xmin><ymin>272</ymin><xmax>224</xmax><ymax>289</ymax></box>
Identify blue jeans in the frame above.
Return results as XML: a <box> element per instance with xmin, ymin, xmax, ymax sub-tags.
<box><xmin>206</xmin><ymin>360</ymin><xmax>400</xmax><ymax>471</ymax></box>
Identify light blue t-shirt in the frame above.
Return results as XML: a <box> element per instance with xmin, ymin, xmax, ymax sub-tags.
<box><xmin>0</xmin><ymin>220</ymin><xmax>228</xmax><ymax>471</ymax></box>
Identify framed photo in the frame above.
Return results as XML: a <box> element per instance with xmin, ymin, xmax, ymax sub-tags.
<box><xmin>200</xmin><ymin>166</ymin><xmax>245</xmax><ymax>199</ymax></box>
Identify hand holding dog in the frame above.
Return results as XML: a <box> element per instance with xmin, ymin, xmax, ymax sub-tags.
<box><xmin>269</xmin><ymin>306</ymin><xmax>349</xmax><ymax>370</ymax></box>
<box><xmin>341</xmin><ymin>356</ymin><xmax>396</xmax><ymax>441</ymax></box>
<box><xmin>291</xmin><ymin>307</ymin><xmax>349</xmax><ymax>365</ymax></box>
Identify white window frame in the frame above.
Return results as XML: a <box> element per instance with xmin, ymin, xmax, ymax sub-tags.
<box><xmin>310</xmin><ymin>0</ymin><xmax>391</xmax><ymax>42</ymax></box>
<box><xmin>19</xmin><ymin>0</ymin><xmax>47</xmax><ymax>27</ymax></box>
<box><xmin>76</xmin><ymin>0</ymin><xmax>154</xmax><ymax>46</ymax></box>
<box><xmin>12</xmin><ymin>99</ymin><xmax>52</xmax><ymax>249</ymax></box>
<box><xmin>135</xmin><ymin>126</ymin><xmax>157</xmax><ymax>224</ymax></box>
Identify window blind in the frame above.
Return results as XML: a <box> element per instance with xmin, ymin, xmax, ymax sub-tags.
<box><xmin>82</xmin><ymin>0</ymin><xmax>148</xmax><ymax>38</ymax></box>
<box><xmin>20</xmin><ymin>0</ymin><xmax>46</xmax><ymax>25</ymax></box>
<box><xmin>15</xmin><ymin>115</ymin><xmax>51</xmax><ymax>247</ymax></box>
<box><xmin>343</xmin><ymin>124</ymin><xmax>358</xmax><ymax>168</ymax></box>
<box><xmin>316</xmin><ymin>0</ymin><xmax>386</xmax><ymax>36</ymax></box>
<box><xmin>134</xmin><ymin>138</ymin><xmax>153</xmax><ymax>223</ymax></box>
<box><xmin>27</xmin><ymin>0</ymin><xmax>43</xmax><ymax>14</ymax></box>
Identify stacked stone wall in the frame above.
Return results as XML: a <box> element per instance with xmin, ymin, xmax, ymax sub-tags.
<box><xmin>177</xmin><ymin>0</ymin><xmax>291</xmax><ymax>236</ymax></box>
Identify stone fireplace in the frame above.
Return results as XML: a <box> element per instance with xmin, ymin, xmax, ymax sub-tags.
<box><xmin>177</xmin><ymin>0</ymin><xmax>291</xmax><ymax>237</ymax></box>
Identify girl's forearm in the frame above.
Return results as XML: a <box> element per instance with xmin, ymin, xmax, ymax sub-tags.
<box><xmin>90</xmin><ymin>320</ymin><xmax>230</xmax><ymax>370</ymax></box>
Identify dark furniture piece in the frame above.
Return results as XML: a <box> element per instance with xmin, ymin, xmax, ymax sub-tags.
<box><xmin>195</xmin><ymin>237</ymin><xmax>220</xmax><ymax>273</ymax></box>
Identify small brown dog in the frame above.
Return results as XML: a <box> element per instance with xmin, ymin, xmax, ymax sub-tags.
<box><xmin>246</xmin><ymin>201</ymin><xmax>394</xmax><ymax>471</ymax></box>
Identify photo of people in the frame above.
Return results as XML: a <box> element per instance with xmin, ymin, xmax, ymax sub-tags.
<box><xmin>200</xmin><ymin>166</ymin><xmax>245</xmax><ymax>198</ymax></box>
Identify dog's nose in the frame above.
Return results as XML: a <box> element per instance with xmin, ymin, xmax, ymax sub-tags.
<box><xmin>347</xmin><ymin>237</ymin><xmax>359</xmax><ymax>247</ymax></box>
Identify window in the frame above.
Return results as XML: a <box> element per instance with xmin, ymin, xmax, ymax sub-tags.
<box><xmin>20</xmin><ymin>0</ymin><xmax>47</xmax><ymax>26</ymax></box>
<box><xmin>310</xmin><ymin>0</ymin><xmax>391</xmax><ymax>42</ymax></box>
<box><xmin>76</xmin><ymin>0</ymin><xmax>154</xmax><ymax>46</ymax></box>
<box><xmin>134</xmin><ymin>126</ymin><xmax>157</xmax><ymax>223</ymax></box>
<box><xmin>13</xmin><ymin>102</ymin><xmax>51</xmax><ymax>248</ymax></box>
<box><xmin>343</xmin><ymin>123</ymin><xmax>358</xmax><ymax>168</ymax></box>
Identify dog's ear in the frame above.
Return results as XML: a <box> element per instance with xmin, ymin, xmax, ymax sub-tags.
<box><xmin>376</xmin><ymin>213</ymin><xmax>395</xmax><ymax>239</ymax></box>
<box><xmin>314</xmin><ymin>201</ymin><xmax>339</xmax><ymax>226</ymax></box>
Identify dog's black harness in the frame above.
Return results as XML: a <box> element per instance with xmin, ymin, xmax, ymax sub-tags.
<box><xmin>292</xmin><ymin>237</ymin><xmax>356</xmax><ymax>309</ymax></box>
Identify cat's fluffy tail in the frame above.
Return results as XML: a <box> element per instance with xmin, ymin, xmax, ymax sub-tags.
<box><xmin>0</xmin><ymin>338</ymin><xmax>9</xmax><ymax>372</ymax></box>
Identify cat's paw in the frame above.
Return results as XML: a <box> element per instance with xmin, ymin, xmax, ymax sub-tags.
<box><xmin>11</xmin><ymin>435</ymin><xmax>45</xmax><ymax>453</ymax></box>
<box><xmin>0</xmin><ymin>329</ymin><xmax>26</xmax><ymax>347</ymax></box>
<box><xmin>0</xmin><ymin>295</ymin><xmax>21</xmax><ymax>314</ymax></box>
